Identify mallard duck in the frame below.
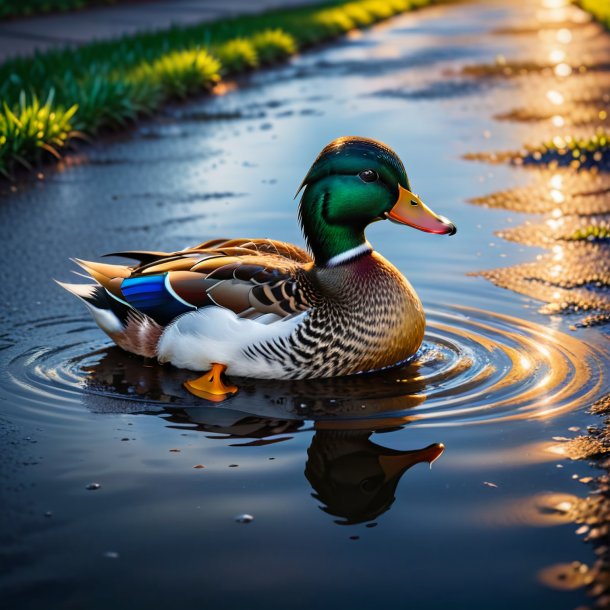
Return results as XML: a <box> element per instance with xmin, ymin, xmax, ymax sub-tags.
<box><xmin>59</xmin><ymin>136</ymin><xmax>455</xmax><ymax>400</ymax></box>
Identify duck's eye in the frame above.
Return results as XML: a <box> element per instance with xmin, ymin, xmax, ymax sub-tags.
<box><xmin>358</xmin><ymin>169</ymin><xmax>378</xmax><ymax>183</ymax></box>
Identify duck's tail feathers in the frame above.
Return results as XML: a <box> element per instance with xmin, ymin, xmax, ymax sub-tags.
<box><xmin>55</xmin><ymin>281</ymin><xmax>162</xmax><ymax>357</ymax></box>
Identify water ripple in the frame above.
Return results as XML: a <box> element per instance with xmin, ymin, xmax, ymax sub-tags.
<box><xmin>0</xmin><ymin>306</ymin><xmax>605</xmax><ymax>430</ymax></box>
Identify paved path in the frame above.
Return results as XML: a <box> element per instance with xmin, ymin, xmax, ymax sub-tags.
<box><xmin>0</xmin><ymin>0</ymin><xmax>323</xmax><ymax>62</ymax></box>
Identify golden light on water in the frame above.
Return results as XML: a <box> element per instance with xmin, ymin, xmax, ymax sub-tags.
<box><xmin>535</xmin><ymin>374</ymin><xmax>553</xmax><ymax>390</ymax></box>
<box><xmin>549</xmin><ymin>174</ymin><xmax>563</xmax><ymax>190</ymax></box>
<box><xmin>402</xmin><ymin>308</ymin><xmax>606</xmax><ymax>427</ymax></box>
<box><xmin>552</xmin><ymin>245</ymin><xmax>564</xmax><ymax>261</ymax></box>
<box><xmin>550</xmin><ymin>264</ymin><xmax>562</xmax><ymax>277</ymax></box>
<box><xmin>548</xmin><ymin>49</ymin><xmax>565</xmax><ymax>64</ymax></box>
<box><xmin>542</xmin><ymin>0</ymin><xmax>569</xmax><ymax>8</ymax></box>
<box><xmin>546</xmin><ymin>442</ymin><xmax>567</xmax><ymax>456</ymax></box>
<box><xmin>554</xmin><ymin>63</ymin><xmax>572</xmax><ymax>77</ymax></box>
<box><xmin>546</xmin><ymin>216</ymin><xmax>564</xmax><ymax>230</ymax></box>
<box><xmin>538</xmin><ymin>563</ymin><xmax>594</xmax><ymax>590</ymax></box>
<box><xmin>549</xmin><ymin>189</ymin><xmax>564</xmax><ymax>203</ymax></box>
<box><xmin>546</xmin><ymin>90</ymin><xmax>564</xmax><ymax>105</ymax></box>
<box><xmin>519</xmin><ymin>355</ymin><xmax>532</xmax><ymax>371</ymax></box>
<box><xmin>556</xmin><ymin>28</ymin><xmax>572</xmax><ymax>44</ymax></box>
<box><xmin>482</xmin><ymin>492</ymin><xmax>580</xmax><ymax>527</ymax></box>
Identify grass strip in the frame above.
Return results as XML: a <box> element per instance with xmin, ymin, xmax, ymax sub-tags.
<box><xmin>566</xmin><ymin>224</ymin><xmax>610</xmax><ymax>242</ymax></box>
<box><xmin>0</xmin><ymin>0</ymin><xmax>435</xmax><ymax>178</ymax></box>
<box><xmin>521</xmin><ymin>132</ymin><xmax>610</xmax><ymax>169</ymax></box>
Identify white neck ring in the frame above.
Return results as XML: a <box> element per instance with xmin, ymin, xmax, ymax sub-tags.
<box><xmin>324</xmin><ymin>242</ymin><xmax>373</xmax><ymax>267</ymax></box>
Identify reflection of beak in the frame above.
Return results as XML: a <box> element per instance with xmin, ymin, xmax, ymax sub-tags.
<box><xmin>386</xmin><ymin>186</ymin><xmax>456</xmax><ymax>235</ymax></box>
<box><xmin>378</xmin><ymin>442</ymin><xmax>445</xmax><ymax>482</ymax></box>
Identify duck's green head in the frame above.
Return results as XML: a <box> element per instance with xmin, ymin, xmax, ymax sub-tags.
<box><xmin>297</xmin><ymin>136</ymin><xmax>456</xmax><ymax>266</ymax></box>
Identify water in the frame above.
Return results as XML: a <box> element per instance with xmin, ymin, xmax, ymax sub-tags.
<box><xmin>1</xmin><ymin>0</ymin><xmax>609</xmax><ymax>608</ymax></box>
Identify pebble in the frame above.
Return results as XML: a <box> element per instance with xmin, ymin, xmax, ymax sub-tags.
<box><xmin>235</xmin><ymin>514</ymin><xmax>254</xmax><ymax>524</ymax></box>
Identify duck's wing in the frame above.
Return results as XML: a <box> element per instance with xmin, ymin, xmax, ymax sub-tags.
<box><xmin>187</xmin><ymin>238</ymin><xmax>312</xmax><ymax>263</ymax></box>
<box><xmin>71</xmin><ymin>239</ymin><xmax>315</xmax><ymax>327</ymax></box>
<box><xmin>105</xmin><ymin>238</ymin><xmax>312</xmax><ymax>265</ymax></box>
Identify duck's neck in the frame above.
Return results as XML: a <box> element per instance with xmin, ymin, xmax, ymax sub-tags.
<box><xmin>324</xmin><ymin>242</ymin><xmax>373</xmax><ymax>267</ymax></box>
<box><xmin>299</xmin><ymin>185</ymin><xmax>372</xmax><ymax>267</ymax></box>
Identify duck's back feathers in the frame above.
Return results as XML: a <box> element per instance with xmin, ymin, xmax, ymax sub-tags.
<box><xmin>63</xmin><ymin>238</ymin><xmax>315</xmax><ymax>330</ymax></box>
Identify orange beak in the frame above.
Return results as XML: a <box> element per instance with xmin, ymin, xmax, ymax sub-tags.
<box><xmin>386</xmin><ymin>186</ymin><xmax>456</xmax><ymax>235</ymax></box>
<box><xmin>378</xmin><ymin>443</ymin><xmax>445</xmax><ymax>482</ymax></box>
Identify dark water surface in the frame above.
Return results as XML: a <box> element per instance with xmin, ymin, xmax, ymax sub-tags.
<box><xmin>1</xmin><ymin>1</ymin><xmax>609</xmax><ymax>609</ymax></box>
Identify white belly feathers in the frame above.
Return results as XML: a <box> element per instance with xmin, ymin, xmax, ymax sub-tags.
<box><xmin>156</xmin><ymin>307</ymin><xmax>306</xmax><ymax>378</ymax></box>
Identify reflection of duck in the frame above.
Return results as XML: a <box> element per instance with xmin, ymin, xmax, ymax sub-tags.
<box><xmin>83</xmin><ymin>346</ymin><xmax>428</xmax><ymax>426</ymax></box>
<box><xmin>163</xmin><ymin>408</ymin><xmax>304</xmax><ymax>446</ymax></box>
<box><xmin>59</xmin><ymin>136</ymin><xmax>455</xmax><ymax>400</ymax></box>
<box><xmin>82</xmin><ymin>347</ymin><xmax>444</xmax><ymax>524</ymax></box>
<box><xmin>306</xmin><ymin>430</ymin><xmax>443</xmax><ymax>525</ymax></box>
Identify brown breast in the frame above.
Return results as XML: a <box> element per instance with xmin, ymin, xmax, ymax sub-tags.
<box><xmin>291</xmin><ymin>252</ymin><xmax>425</xmax><ymax>377</ymax></box>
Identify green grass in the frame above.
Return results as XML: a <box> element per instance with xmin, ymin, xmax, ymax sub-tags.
<box><xmin>0</xmin><ymin>91</ymin><xmax>79</xmax><ymax>172</ymax></box>
<box><xmin>579</xmin><ymin>0</ymin><xmax>610</xmax><ymax>29</ymax></box>
<box><xmin>521</xmin><ymin>131</ymin><xmax>610</xmax><ymax>169</ymax></box>
<box><xmin>566</xmin><ymin>224</ymin><xmax>610</xmax><ymax>242</ymax></box>
<box><xmin>0</xmin><ymin>0</ymin><xmax>436</xmax><ymax>178</ymax></box>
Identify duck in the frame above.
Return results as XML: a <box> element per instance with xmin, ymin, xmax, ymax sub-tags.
<box><xmin>58</xmin><ymin>136</ymin><xmax>456</xmax><ymax>401</ymax></box>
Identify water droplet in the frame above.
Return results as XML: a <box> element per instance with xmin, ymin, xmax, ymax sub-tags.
<box><xmin>86</xmin><ymin>483</ymin><xmax>101</xmax><ymax>490</ymax></box>
<box><xmin>235</xmin><ymin>514</ymin><xmax>254</xmax><ymax>524</ymax></box>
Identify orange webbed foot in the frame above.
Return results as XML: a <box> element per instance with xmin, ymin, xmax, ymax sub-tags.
<box><xmin>184</xmin><ymin>363</ymin><xmax>238</xmax><ymax>402</ymax></box>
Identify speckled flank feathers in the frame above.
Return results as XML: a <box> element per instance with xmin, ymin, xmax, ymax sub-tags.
<box><xmin>243</xmin><ymin>251</ymin><xmax>424</xmax><ymax>378</ymax></box>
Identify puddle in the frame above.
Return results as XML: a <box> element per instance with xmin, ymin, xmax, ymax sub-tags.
<box><xmin>1</xmin><ymin>1</ymin><xmax>609</xmax><ymax>609</ymax></box>
<box><xmin>461</xmin><ymin>0</ymin><xmax>610</xmax><ymax>327</ymax></box>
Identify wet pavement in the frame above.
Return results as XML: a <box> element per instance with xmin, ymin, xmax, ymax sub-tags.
<box><xmin>1</xmin><ymin>0</ymin><xmax>610</xmax><ymax>609</ymax></box>
<box><xmin>0</xmin><ymin>0</ymin><xmax>323</xmax><ymax>61</ymax></box>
